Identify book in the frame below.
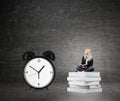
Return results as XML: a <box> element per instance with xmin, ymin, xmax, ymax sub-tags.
<box><xmin>67</xmin><ymin>87</ymin><xmax>102</xmax><ymax>94</ymax></box>
<box><xmin>69</xmin><ymin>84</ymin><xmax>101</xmax><ymax>89</ymax></box>
<box><xmin>69</xmin><ymin>72</ymin><xmax>100</xmax><ymax>78</ymax></box>
<box><xmin>67</xmin><ymin>77</ymin><xmax>101</xmax><ymax>81</ymax></box>
<box><xmin>68</xmin><ymin>81</ymin><xmax>100</xmax><ymax>86</ymax></box>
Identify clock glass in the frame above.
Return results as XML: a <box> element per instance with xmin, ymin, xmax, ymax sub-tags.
<box><xmin>24</xmin><ymin>57</ymin><xmax>55</xmax><ymax>88</ymax></box>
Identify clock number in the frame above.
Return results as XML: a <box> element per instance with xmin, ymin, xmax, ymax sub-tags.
<box><xmin>50</xmin><ymin>71</ymin><xmax>53</xmax><ymax>74</ymax></box>
<box><xmin>25</xmin><ymin>71</ymin><xmax>28</xmax><ymax>74</ymax></box>
<box><xmin>38</xmin><ymin>83</ymin><xmax>40</xmax><ymax>86</ymax></box>
<box><xmin>37</xmin><ymin>59</ymin><xmax>41</xmax><ymax>62</ymax></box>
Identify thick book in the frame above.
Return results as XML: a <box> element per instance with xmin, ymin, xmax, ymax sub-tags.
<box><xmin>69</xmin><ymin>84</ymin><xmax>101</xmax><ymax>89</ymax></box>
<box><xmin>68</xmin><ymin>81</ymin><xmax>100</xmax><ymax>86</ymax></box>
<box><xmin>67</xmin><ymin>87</ymin><xmax>102</xmax><ymax>94</ymax></box>
<box><xmin>67</xmin><ymin>77</ymin><xmax>101</xmax><ymax>81</ymax></box>
<box><xmin>68</xmin><ymin>72</ymin><xmax>100</xmax><ymax>78</ymax></box>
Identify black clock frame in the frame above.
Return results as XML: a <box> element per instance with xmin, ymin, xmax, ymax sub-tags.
<box><xmin>23</xmin><ymin>56</ymin><xmax>55</xmax><ymax>89</ymax></box>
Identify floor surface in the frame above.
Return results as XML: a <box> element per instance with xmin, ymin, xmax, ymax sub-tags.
<box><xmin>0</xmin><ymin>81</ymin><xmax>120</xmax><ymax>101</ymax></box>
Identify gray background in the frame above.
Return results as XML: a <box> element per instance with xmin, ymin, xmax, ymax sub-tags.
<box><xmin>0</xmin><ymin>0</ymin><xmax>120</xmax><ymax>101</ymax></box>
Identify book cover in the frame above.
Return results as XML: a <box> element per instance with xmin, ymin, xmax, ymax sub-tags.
<box><xmin>69</xmin><ymin>84</ymin><xmax>101</xmax><ymax>89</ymax></box>
<box><xmin>67</xmin><ymin>87</ymin><xmax>102</xmax><ymax>94</ymax></box>
<box><xmin>69</xmin><ymin>72</ymin><xmax>100</xmax><ymax>78</ymax></box>
<box><xmin>67</xmin><ymin>77</ymin><xmax>101</xmax><ymax>81</ymax></box>
<box><xmin>68</xmin><ymin>81</ymin><xmax>100</xmax><ymax>86</ymax></box>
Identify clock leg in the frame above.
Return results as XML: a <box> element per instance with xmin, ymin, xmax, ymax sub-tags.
<box><xmin>46</xmin><ymin>87</ymin><xmax>48</xmax><ymax>90</ymax></box>
<box><xmin>29</xmin><ymin>86</ymin><xmax>32</xmax><ymax>90</ymax></box>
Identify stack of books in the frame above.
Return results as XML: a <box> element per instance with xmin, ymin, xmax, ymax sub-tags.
<box><xmin>67</xmin><ymin>72</ymin><xmax>102</xmax><ymax>94</ymax></box>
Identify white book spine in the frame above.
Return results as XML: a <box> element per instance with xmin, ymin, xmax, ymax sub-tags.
<box><xmin>67</xmin><ymin>87</ymin><xmax>102</xmax><ymax>94</ymax></box>
<box><xmin>69</xmin><ymin>72</ymin><xmax>100</xmax><ymax>78</ymax></box>
<box><xmin>90</xmin><ymin>85</ymin><xmax>101</xmax><ymax>89</ymax></box>
<box><xmin>69</xmin><ymin>84</ymin><xmax>101</xmax><ymax>89</ymax></box>
<box><xmin>68</xmin><ymin>81</ymin><xmax>100</xmax><ymax>86</ymax></box>
<box><xmin>67</xmin><ymin>77</ymin><xmax>101</xmax><ymax>81</ymax></box>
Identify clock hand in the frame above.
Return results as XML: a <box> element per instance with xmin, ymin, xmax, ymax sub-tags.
<box><xmin>38</xmin><ymin>66</ymin><xmax>45</xmax><ymax>73</ymax></box>
<box><xmin>29</xmin><ymin>66</ymin><xmax>38</xmax><ymax>73</ymax></box>
<box><xmin>38</xmin><ymin>73</ymin><xmax>40</xmax><ymax>79</ymax></box>
<box><xmin>38</xmin><ymin>66</ymin><xmax>45</xmax><ymax>79</ymax></box>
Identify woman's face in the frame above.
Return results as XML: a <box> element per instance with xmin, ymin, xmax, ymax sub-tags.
<box><xmin>84</xmin><ymin>49</ymin><xmax>88</xmax><ymax>56</ymax></box>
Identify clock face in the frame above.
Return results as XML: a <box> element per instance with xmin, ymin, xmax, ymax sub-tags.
<box><xmin>24</xmin><ymin>57</ymin><xmax>55</xmax><ymax>89</ymax></box>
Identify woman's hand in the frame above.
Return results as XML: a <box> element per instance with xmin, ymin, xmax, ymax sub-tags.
<box><xmin>81</xmin><ymin>64</ymin><xmax>87</xmax><ymax>68</ymax></box>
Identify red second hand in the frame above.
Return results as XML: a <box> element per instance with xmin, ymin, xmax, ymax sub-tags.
<box><xmin>28</xmin><ymin>72</ymin><xmax>38</xmax><ymax>77</ymax></box>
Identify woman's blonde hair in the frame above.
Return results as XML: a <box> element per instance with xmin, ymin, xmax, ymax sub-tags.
<box><xmin>84</xmin><ymin>48</ymin><xmax>93</xmax><ymax>60</ymax></box>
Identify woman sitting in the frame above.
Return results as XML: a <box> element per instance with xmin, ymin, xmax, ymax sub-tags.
<box><xmin>76</xmin><ymin>48</ymin><xmax>94</xmax><ymax>72</ymax></box>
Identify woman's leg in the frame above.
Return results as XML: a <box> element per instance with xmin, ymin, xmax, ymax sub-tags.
<box><xmin>76</xmin><ymin>66</ymin><xmax>83</xmax><ymax>72</ymax></box>
<box><xmin>84</xmin><ymin>66</ymin><xmax>94</xmax><ymax>72</ymax></box>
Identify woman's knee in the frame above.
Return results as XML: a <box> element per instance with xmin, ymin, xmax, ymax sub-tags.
<box><xmin>76</xmin><ymin>66</ymin><xmax>83</xmax><ymax>71</ymax></box>
<box><xmin>76</xmin><ymin>66</ymin><xmax>79</xmax><ymax>70</ymax></box>
<box><xmin>85</xmin><ymin>66</ymin><xmax>94</xmax><ymax>71</ymax></box>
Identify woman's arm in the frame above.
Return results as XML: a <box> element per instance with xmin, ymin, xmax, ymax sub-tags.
<box><xmin>86</xmin><ymin>59</ymin><xmax>93</xmax><ymax>67</ymax></box>
<box><xmin>81</xmin><ymin>56</ymin><xmax>85</xmax><ymax>65</ymax></box>
<box><xmin>80</xmin><ymin>56</ymin><xmax>87</xmax><ymax>68</ymax></box>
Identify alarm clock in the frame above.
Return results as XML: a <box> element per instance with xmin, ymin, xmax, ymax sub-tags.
<box><xmin>23</xmin><ymin>50</ymin><xmax>55</xmax><ymax>89</ymax></box>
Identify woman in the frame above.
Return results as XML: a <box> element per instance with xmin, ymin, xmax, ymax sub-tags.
<box><xmin>76</xmin><ymin>49</ymin><xmax>94</xmax><ymax>72</ymax></box>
